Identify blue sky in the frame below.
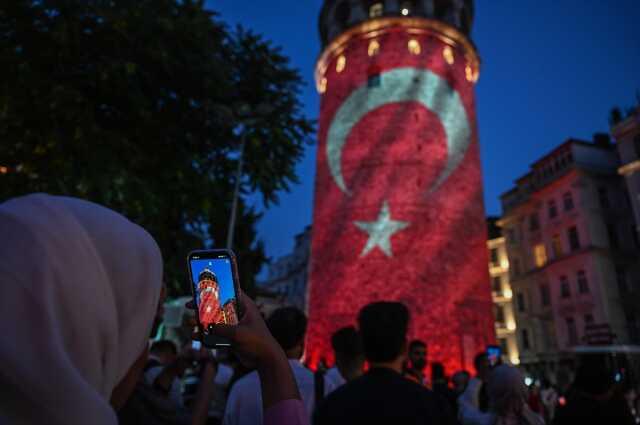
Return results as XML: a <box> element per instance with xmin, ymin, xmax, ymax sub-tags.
<box><xmin>206</xmin><ymin>0</ymin><xmax>640</xmax><ymax>261</ymax></box>
<box><xmin>190</xmin><ymin>258</ymin><xmax>236</xmax><ymax>306</ymax></box>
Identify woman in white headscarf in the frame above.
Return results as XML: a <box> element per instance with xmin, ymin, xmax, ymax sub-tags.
<box><xmin>0</xmin><ymin>193</ymin><xmax>308</xmax><ymax>425</ymax></box>
<box><xmin>459</xmin><ymin>364</ymin><xmax>545</xmax><ymax>425</ymax></box>
<box><xmin>0</xmin><ymin>194</ymin><xmax>163</xmax><ymax>425</ymax></box>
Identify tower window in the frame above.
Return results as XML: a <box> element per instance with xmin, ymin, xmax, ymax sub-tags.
<box><xmin>442</xmin><ymin>45</ymin><xmax>454</xmax><ymax>65</ymax></box>
<box><xmin>368</xmin><ymin>39</ymin><xmax>380</xmax><ymax>57</ymax></box>
<box><xmin>408</xmin><ymin>39</ymin><xmax>421</xmax><ymax>55</ymax></box>
<box><xmin>369</xmin><ymin>2</ymin><xmax>384</xmax><ymax>18</ymax></box>
<box><xmin>336</xmin><ymin>55</ymin><xmax>346</xmax><ymax>73</ymax></box>
<box><xmin>540</xmin><ymin>283</ymin><xmax>551</xmax><ymax>306</ymax></box>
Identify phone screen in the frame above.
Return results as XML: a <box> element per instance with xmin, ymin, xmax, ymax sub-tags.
<box><xmin>188</xmin><ymin>251</ymin><xmax>240</xmax><ymax>336</ymax></box>
<box><xmin>487</xmin><ymin>345</ymin><xmax>501</xmax><ymax>367</ymax></box>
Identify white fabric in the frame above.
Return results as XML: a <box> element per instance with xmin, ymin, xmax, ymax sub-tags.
<box><xmin>324</xmin><ymin>367</ymin><xmax>346</xmax><ymax>390</ymax></box>
<box><xmin>0</xmin><ymin>194</ymin><xmax>163</xmax><ymax>425</ymax></box>
<box><xmin>208</xmin><ymin>363</ymin><xmax>234</xmax><ymax>418</ymax></box>
<box><xmin>223</xmin><ymin>359</ymin><xmax>337</xmax><ymax>425</ymax></box>
<box><xmin>459</xmin><ymin>376</ymin><xmax>483</xmax><ymax>408</ymax></box>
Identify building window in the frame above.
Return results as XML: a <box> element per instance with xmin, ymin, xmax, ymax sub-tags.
<box><xmin>521</xmin><ymin>329</ymin><xmax>530</xmax><ymax>350</ymax></box>
<box><xmin>499</xmin><ymin>338</ymin><xmax>509</xmax><ymax>357</ymax></box>
<box><xmin>577</xmin><ymin>270</ymin><xmax>589</xmax><ymax>294</ymax></box>
<box><xmin>407</xmin><ymin>39</ymin><xmax>421</xmax><ymax>55</ymax></box>
<box><xmin>516</xmin><ymin>292</ymin><xmax>526</xmax><ymax>312</ymax></box>
<box><xmin>369</xmin><ymin>2</ymin><xmax>384</xmax><ymax>17</ymax></box>
<box><xmin>563</xmin><ymin>192</ymin><xmax>574</xmax><ymax>211</ymax></box>
<box><xmin>548</xmin><ymin>200</ymin><xmax>558</xmax><ymax>219</ymax></box>
<box><xmin>495</xmin><ymin>305</ymin><xmax>505</xmax><ymax>324</ymax></box>
<box><xmin>607</xmin><ymin>223</ymin><xmax>619</xmax><ymax>249</ymax></box>
<box><xmin>598</xmin><ymin>187</ymin><xmax>610</xmax><ymax>209</ymax></box>
<box><xmin>627</xmin><ymin>312</ymin><xmax>640</xmax><ymax>343</ymax></box>
<box><xmin>551</xmin><ymin>234</ymin><xmax>563</xmax><ymax>259</ymax></box>
<box><xmin>560</xmin><ymin>276</ymin><xmax>571</xmax><ymax>298</ymax></box>
<box><xmin>566</xmin><ymin>317</ymin><xmax>578</xmax><ymax>345</ymax></box>
<box><xmin>512</xmin><ymin>258</ymin><xmax>521</xmax><ymax>277</ymax></box>
<box><xmin>490</xmin><ymin>248</ymin><xmax>499</xmax><ymax>265</ymax></box>
<box><xmin>584</xmin><ymin>313</ymin><xmax>594</xmax><ymax>325</ymax></box>
<box><xmin>568</xmin><ymin>226</ymin><xmax>581</xmax><ymax>251</ymax></box>
<box><xmin>492</xmin><ymin>276</ymin><xmax>502</xmax><ymax>294</ymax></box>
<box><xmin>529</xmin><ymin>213</ymin><xmax>540</xmax><ymax>232</ymax></box>
<box><xmin>540</xmin><ymin>283</ymin><xmax>551</xmax><ymax>306</ymax></box>
<box><xmin>616</xmin><ymin>266</ymin><xmax>629</xmax><ymax>294</ymax></box>
<box><xmin>533</xmin><ymin>244</ymin><xmax>547</xmax><ymax>268</ymax></box>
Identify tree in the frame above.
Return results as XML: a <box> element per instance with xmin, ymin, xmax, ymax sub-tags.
<box><xmin>0</xmin><ymin>0</ymin><xmax>314</xmax><ymax>296</ymax></box>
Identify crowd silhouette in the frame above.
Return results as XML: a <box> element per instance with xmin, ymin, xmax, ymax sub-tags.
<box><xmin>1</xmin><ymin>194</ymin><xmax>638</xmax><ymax>425</ymax></box>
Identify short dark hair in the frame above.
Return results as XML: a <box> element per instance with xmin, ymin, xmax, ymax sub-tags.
<box><xmin>150</xmin><ymin>340</ymin><xmax>177</xmax><ymax>356</ymax></box>
<box><xmin>474</xmin><ymin>352</ymin><xmax>488</xmax><ymax>370</ymax></box>
<box><xmin>409</xmin><ymin>339</ymin><xmax>427</xmax><ymax>352</ymax></box>
<box><xmin>331</xmin><ymin>326</ymin><xmax>364</xmax><ymax>358</ymax></box>
<box><xmin>358</xmin><ymin>302</ymin><xmax>409</xmax><ymax>362</ymax></box>
<box><xmin>266</xmin><ymin>307</ymin><xmax>307</xmax><ymax>351</ymax></box>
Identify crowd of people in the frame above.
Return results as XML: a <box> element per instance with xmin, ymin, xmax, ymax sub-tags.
<box><xmin>1</xmin><ymin>193</ymin><xmax>639</xmax><ymax>425</ymax></box>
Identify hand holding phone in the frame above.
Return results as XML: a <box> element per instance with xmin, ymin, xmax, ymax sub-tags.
<box><xmin>187</xmin><ymin>249</ymin><xmax>241</xmax><ymax>348</ymax></box>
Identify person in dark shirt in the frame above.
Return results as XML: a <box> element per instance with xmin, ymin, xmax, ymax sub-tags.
<box><xmin>313</xmin><ymin>301</ymin><xmax>455</xmax><ymax>425</ymax></box>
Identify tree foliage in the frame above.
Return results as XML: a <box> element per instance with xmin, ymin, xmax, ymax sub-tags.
<box><xmin>0</xmin><ymin>0</ymin><xmax>314</xmax><ymax>296</ymax></box>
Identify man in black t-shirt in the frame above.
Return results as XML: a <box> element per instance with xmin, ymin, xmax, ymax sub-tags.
<box><xmin>313</xmin><ymin>302</ymin><xmax>455</xmax><ymax>425</ymax></box>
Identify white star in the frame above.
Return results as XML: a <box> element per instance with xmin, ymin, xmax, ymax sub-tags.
<box><xmin>354</xmin><ymin>201</ymin><xmax>409</xmax><ymax>258</ymax></box>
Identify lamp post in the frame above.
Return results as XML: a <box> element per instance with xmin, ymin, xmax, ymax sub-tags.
<box><xmin>225</xmin><ymin>103</ymin><xmax>272</xmax><ymax>250</ymax></box>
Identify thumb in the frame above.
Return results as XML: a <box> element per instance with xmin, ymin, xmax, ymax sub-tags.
<box><xmin>210</xmin><ymin>323</ymin><xmax>238</xmax><ymax>341</ymax></box>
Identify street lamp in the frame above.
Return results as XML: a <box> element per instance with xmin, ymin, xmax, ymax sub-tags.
<box><xmin>226</xmin><ymin>103</ymin><xmax>272</xmax><ymax>250</ymax></box>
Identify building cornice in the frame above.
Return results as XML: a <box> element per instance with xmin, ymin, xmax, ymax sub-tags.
<box><xmin>315</xmin><ymin>17</ymin><xmax>479</xmax><ymax>92</ymax></box>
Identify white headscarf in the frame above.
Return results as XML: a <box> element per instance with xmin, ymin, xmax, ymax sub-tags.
<box><xmin>488</xmin><ymin>365</ymin><xmax>545</xmax><ymax>425</ymax></box>
<box><xmin>0</xmin><ymin>194</ymin><xmax>163</xmax><ymax>425</ymax></box>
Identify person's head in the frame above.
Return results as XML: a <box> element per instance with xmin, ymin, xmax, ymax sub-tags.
<box><xmin>331</xmin><ymin>326</ymin><xmax>365</xmax><ymax>379</ymax></box>
<box><xmin>266</xmin><ymin>306</ymin><xmax>307</xmax><ymax>359</ymax></box>
<box><xmin>452</xmin><ymin>370</ymin><xmax>471</xmax><ymax>394</ymax></box>
<box><xmin>150</xmin><ymin>340</ymin><xmax>178</xmax><ymax>365</ymax></box>
<box><xmin>408</xmin><ymin>339</ymin><xmax>428</xmax><ymax>372</ymax></box>
<box><xmin>488</xmin><ymin>365</ymin><xmax>527</xmax><ymax>415</ymax></box>
<box><xmin>474</xmin><ymin>351</ymin><xmax>490</xmax><ymax>381</ymax></box>
<box><xmin>358</xmin><ymin>302</ymin><xmax>409</xmax><ymax>368</ymax></box>
<box><xmin>573</xmin><ymin>354</ymin><xmax>612</xmax><ymax>396</ymax></box>
<box><xmin>0</xmin><ymin>194</ymin><xmax>163</xmax><ymax>424</ymax></box>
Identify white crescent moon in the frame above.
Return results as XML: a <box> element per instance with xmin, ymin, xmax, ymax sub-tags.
<box><xmin>326</xmin><ymin>67</ymin><xmax>471</xmax><ymax>195</ymax></box>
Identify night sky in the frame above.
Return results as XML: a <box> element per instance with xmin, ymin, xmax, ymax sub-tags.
<box><xmin>206</xmin><ymin>1</ymin><xmax>640</xmax><ymax>262</ymax></box>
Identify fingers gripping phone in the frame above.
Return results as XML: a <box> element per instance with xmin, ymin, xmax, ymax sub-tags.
<box><xmin>187</xmin><ymin>249</ymin><xmax>241</xmax><ymax>348</ymax></box>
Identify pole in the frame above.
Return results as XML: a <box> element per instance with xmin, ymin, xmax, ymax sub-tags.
<box><xmin>226</xmin><ymin>131</ymin><xmax>246</xmax><ymax>250</ymax></box>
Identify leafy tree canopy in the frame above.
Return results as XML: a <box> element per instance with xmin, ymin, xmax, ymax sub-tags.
<box><xmin>0</xmin><ymin>0</ymin><xmax>314</xmax><ymax>296</ymax></box>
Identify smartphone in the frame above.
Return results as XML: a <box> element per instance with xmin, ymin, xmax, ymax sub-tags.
<box><xmin>187</xmin><ymin>249</ymin><xmax>241</xmax><ymax>347</ymax></box>
<box><xmin>487</xmin><ymin>345</ymin><xmax>502</xmax><ymax>367</ymax></box>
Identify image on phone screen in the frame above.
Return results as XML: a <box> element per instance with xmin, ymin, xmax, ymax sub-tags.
<box><xmin>189</xmin><ymin>256</ymin><xmax>239</xmax><ymax>329</ymax></box>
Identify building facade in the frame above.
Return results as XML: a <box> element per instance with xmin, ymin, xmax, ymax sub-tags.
<box><xmin>257</xmin><ymin>226</ymin><xmax>312</xmax><ymax>314</ymax></box>
<box><xmin>499</xmin><ymin>136</ymin><xmax>640</xmax><ymax>376</ymax></box>
<box><xmin>612</xmin><ymin>107</ymin><xmax>640</xmax><ymax>241</ymax></box>
<box><xmin>487</xmin><ymin>218</ymin><xmax>520</xmax><ymax>365</ymax></box>
<box><xmin>306</xmin><ymin>0</ymin><xmax>494</xmax><ymax>372</ymax></box>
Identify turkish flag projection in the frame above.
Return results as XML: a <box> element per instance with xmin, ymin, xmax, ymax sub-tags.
<box><xmin>306</xmin><ymin>23</ymin><xmax>495</xmax><ymax>374</ymax></box>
